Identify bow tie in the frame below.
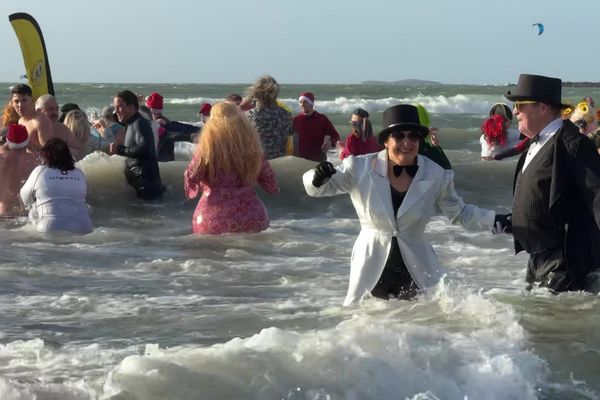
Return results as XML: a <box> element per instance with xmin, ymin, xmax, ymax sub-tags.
<box><xmin>393</xmin><ymin>165</ymin><xmax>418</xmax><ymax>177</ymax></box>
<box><xmin>530</xmin><ymin>135</ymin><xmax>540</xmax><ymax>143</ymax></box>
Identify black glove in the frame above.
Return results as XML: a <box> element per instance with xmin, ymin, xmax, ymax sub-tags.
<box><xmin>312</xmin><ymin>161</ymin><xmax>336</xmax><ymax>188</ymax></box>
<box><xmin>492</xmin><ymin>213</ymin><xmax>512</xmax><ymax>234</ymax></box>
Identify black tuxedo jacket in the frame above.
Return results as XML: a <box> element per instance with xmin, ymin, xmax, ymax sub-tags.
<box><xmin>513</xmin><ymin>120</ymin><xmax>600</xmax><ymax>286</ymax></box>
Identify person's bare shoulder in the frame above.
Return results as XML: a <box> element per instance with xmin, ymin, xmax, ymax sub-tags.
<box><xmin>34</xmin><ymin>111</ymin><xmax>55</xmax><ymax>144</ymax></box>
<box><xmin>53</xmin><ymin>121</ymin><xmax>72</xmax><ymax>142</ymax></box>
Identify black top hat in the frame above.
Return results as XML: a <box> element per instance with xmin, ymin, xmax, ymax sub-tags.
<box><xmin>504</xmin><ymin>74</ymin><xmax>569</xmax><ymax>108</ymax></box>
<box><xmin>377</xmin><ymin>104</ymin><xmax>429</xmax><ymax>144</ymax></box>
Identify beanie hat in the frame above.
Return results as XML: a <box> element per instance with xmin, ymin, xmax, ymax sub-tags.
<box><xmin>298</xmin><ymin>92</ymin><xmax>315</xmax><ymax>106</ymax></box>
<box><xmin>198</xmin><ymin>102</ymin><xmax>212</xmax><ymax>116</ymax></box>
<box><xmin>146</xmin><ymin>92</ymin><xmax>163</xmax><ymax>114</ymax></box>
<box><xmin>6</xmin><ymin>123</ymin><xmax>29</xmax><ymax>149</ymax></box>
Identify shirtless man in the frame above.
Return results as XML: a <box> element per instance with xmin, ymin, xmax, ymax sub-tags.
<box><xmin>10</xmin><ymin>84</ymin><xmax>54</xmax><ymax>152</ymax></box>
<box><xmin>35</xmin><ymin>94</ymin><xmax>72</xmax><ymax>144</ymax></box>
<box><xmin>0</xmin><ymin>124</ymin><xmax>38</xmax><ymax>217</ymax></box>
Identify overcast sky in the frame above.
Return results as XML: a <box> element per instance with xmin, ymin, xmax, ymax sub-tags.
<box><xmin>0</xmin><ymin>0</ymin><xmax>597</xmax><ymax>85</ymax></box>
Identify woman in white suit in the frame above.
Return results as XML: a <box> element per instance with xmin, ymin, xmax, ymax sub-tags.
<box><xmin>303</xmin><ymin>104</ymin><xmax>511</xmax><ymax>306</ymax></box>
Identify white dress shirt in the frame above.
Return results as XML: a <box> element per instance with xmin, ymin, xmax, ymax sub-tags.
<box><xmin>522</xmin><ymin>118</ymin><xmax>563</xmax><ymax>172</ymax></box>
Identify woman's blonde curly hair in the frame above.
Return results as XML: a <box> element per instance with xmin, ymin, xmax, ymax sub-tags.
<box><xmin>191</xmin><ymin>102</ymin><xmax>264</xmax><ymax>185</ymax></box>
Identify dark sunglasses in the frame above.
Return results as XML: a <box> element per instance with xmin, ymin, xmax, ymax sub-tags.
<box><xmin>390</xmin><ymin>131</ymin><xmax>421</xmax><ymax>143</ymax></box>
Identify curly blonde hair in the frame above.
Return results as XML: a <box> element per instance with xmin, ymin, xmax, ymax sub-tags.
<box><xmin>192</xmin><ymin>102</ymin><xmax>263</xmax><ymax>185</ymax></box>
<box><xmin>247</xmin><ymin>75</ymin><xmax>280</xmax><ymax>109</ymax></box>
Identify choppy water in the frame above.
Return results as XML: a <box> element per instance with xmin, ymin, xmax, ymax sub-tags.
<box><xmin>1</xmin><ymin>83</ymin><xmax>599</xmax><ymax>400</ymax></box>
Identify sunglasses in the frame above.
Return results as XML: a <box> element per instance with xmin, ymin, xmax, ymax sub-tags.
<box><xmin>390</xmin><ymin>131</ymin><xmax>421</xmax><ymax>143</ymax></box>
<box><xmin>513</xmin><ymin>101</ymin><xmax>537</xmax><ymax>112</ymax></box>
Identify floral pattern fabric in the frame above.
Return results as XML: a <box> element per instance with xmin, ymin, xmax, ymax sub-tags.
<box><xmin>184</xmin><ymin>156</ymin><xmax>279</xmax><ymax>234</ymax></box>
<box><xmin>247</xmin><ymin>107</ymin><xmax>293</xmax><ymax>159</ymax></box>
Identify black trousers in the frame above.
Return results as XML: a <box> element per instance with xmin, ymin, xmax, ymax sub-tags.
<box><xmin>525</xmin><ymin>247</ymin><xmax>580</xmax><ymax>292</ymax></box>
<box><xmin>371</xmin><ymin>238</ymin><xmax>417</xmax><ymax>300</ymax></box>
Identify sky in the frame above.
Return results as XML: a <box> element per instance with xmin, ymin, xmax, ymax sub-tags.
<box><xmin>0</xmin><ymin>0</ymin><xmax>598</xmax><ymax>85</ymax></box>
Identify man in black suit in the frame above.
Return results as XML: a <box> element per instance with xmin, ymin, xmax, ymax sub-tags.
<box><xmin>506</xmin><ymin>74</ymin><xmax>600</xmax><ymax>292</ymax></box>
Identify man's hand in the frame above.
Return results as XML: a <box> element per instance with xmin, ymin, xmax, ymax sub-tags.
<box><xmin>492</xmin><ymin>213</ymin><xmax>512</xmax><ymax>234</ymax></box>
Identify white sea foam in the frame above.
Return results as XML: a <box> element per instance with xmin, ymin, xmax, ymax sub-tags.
<box><xmin>166</xmin><ymin>94</ymin><xmax>502</xmax><ymax>115</ymax></box>
<box><xmin>3</xmin><ymin>83</ymin><xmax>600</xmax><ymax>399</ymax></box>
<box><xmin>102</xmin><ymin>285</ymin><xmax>547</xmax><ymax>400</ymax></box>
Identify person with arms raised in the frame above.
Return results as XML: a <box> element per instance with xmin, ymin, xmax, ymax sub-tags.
<box><xmin>246</xmin><ymin>75</ymin><xmax>293</xmax><ymax>160</ymax></box>
<box><xmin>303</xmin><ymin>104</ymin><xmax>511</xmax><ymax>306</ymax></box>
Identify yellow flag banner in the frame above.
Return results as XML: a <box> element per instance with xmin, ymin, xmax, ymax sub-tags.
<box><xmin>9</xmin><ymin>13</ymin><xmax>54</xmax><ymax>99</ymax></box>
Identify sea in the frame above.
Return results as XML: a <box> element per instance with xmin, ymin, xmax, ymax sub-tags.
<box><xmin>1</xmin><ymin>82</ymin><xmax>600</xmax><ymax>400</ymax></box>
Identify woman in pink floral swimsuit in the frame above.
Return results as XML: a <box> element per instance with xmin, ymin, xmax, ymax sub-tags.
<box><xmin>184</xmin><ymin>102</ymin><xmax>279</xmax><ymax>234</ymax></box>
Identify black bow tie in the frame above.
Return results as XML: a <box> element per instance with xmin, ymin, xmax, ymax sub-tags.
<box><xmin>393</xmin><ymin>165</ymin><xmax>418</xmax><ymax>177</ymax></box>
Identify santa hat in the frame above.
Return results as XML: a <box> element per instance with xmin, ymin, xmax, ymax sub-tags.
<box><xmin>198</xmin><ymin>102</ymin><xmax>212</xmax><ymax>116</ymax></box>
<box><xmin>6</xmin><ymin>123</ymin><xmax>29</xmax><ymax>149</ymax></box>
<box><xmin>298</xmin><ymin>92</ymin><xmax>315</xmax><ymax>106</ymax></box>
<box><xmin>146</xmin><ymin>92</ymin><xmax>163</xmax><ymax>114</ymax></box>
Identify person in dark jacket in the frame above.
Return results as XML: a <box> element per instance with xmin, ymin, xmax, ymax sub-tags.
<box><xmin>109</xmin><ymin>90</ymin><xmax>165</xmax><ymax>200</ymax></box>
<box><xmin>145</xmin><ymin>92</ymin><xmax>200</xmax><ymax>162</ymax></box>
<box><xmin>505</xmin><ymin>74</ymin><xmax>600</xmax><ymax>292</ymax></box>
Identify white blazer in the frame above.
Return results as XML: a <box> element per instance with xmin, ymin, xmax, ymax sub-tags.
<box><xmin>303</xmin><ymin>150</ymin><xmax>495</xmax><ymax>306</ymax></box>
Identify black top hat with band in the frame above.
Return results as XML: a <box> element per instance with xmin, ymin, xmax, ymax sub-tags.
<box><xmin>378</xmin><ymin>104</ymin><xmax>429</xmax><ymax>144</ymax></box>
<box><xmin>504</xmin><ymin>74</ymin><xmax>570</xmax><ymax>109</ymax></box>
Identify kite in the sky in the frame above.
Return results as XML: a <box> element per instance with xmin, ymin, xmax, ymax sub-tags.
<box><xmin>532</xmin><ymin>23</ymin><xmax>544</xmax><ymax>35</ymax></box>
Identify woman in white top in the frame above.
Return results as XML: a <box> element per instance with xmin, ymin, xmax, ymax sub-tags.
<box><xmin>480</xmin><ymin>103</ymin><xmax>521</xmax><ymax>160</ymax></box>
<box><xmin>20</xmin><ymin>138</ymin><xmax>92</xmax><ymax>234</ymax></box>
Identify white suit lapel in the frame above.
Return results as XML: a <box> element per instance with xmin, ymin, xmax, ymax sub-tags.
<box><xmin>370</xmin><ymin>150</ymin><xmax>395</xmax><ymax>225</ymax></box>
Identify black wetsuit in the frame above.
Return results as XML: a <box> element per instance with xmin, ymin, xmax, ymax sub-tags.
<box><xmin>370</xmin><ymin>186</ymin><xmax>418</xmax><ymax>299</ymax></box>
<box><xmin>116</xmin><ymin>112</ymin><xmax>165</xmax><ymax>200</ymax></box>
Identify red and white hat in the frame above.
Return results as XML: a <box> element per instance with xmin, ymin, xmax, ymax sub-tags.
<box><xmin>6</xmin><ymin>123</ymin><xmax>29</xmax><ymax>149</ymax></box>
<box><xmin>146</xmin><ymin>92</ymin><xmax>163</xmax><ymax>114</ymax></box>
<box><xmin>198</xmin><ymin>102</ymin><xmax>212</xmax><ymax>117</ymax></box>
<box><xmin>298</xmin><ymin>91</ymin><xmax>315</xmax><ymax>106</ymax></box>
<box><xmin>6</xmin><ymin>124</ymin><xmax>29</xmax><ymax>150</ymax></box>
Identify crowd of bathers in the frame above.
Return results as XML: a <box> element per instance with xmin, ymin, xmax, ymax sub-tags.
<box><xmin>2</xmin><ymin>74</ymin><xmax>600</xmax><ymax>233</ymax></box>
<box><xmin>1</xmin><ymin>73</ymin><xmax>600</xmax><ymax>304</ymax></box>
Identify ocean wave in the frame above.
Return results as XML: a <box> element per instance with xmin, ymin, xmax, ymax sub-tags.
<box><xmin>168</xmin><ymin>95</ymin><xmax>504</xmax><ymax>115</ymax></box>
